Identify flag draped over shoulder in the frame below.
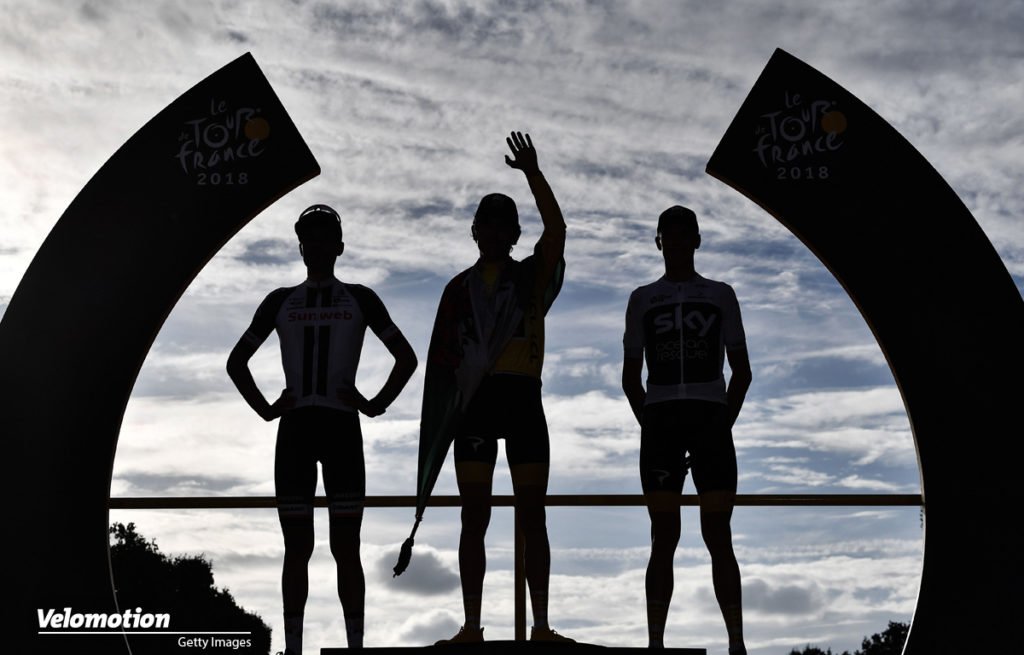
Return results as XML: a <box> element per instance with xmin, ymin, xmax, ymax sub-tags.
<box><xmin>393</xmin><ymin>244</ymin><xmax>564</xmax><ymax>576</ymax></box>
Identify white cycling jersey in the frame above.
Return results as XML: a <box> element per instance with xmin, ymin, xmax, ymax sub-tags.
<box><xmin>624</xmin><ymin>274</ymin><xmax>746</xmax><ymax>405</ymax></box>
<box><xmin>243</xmin><ymin>276</ymin><xmax>398</xmax><ymax>412</ymax></box>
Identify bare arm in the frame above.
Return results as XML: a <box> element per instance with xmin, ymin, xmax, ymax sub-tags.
<box><xmin>622</xmin><ymin>355</ymin><xmax>646</xmax><ymax>425</ymax></box>
<box><xmin>725</xmin><ymin>346</ymin><xmax>752</xmax><ymax>428</ymax></box>
<box><xmin>226</xmin><ymin>337</ymin><xmax>292</xmax><ymax>421</ymax></box>
<box><xmin>354</xmin><ymin>331</ymin><xmax>418</xmax><ymax>417</ymax></box>
<box><xmin>505</xmin><ymin>131</ymin><xmax>566</xmax><ymax>262</ymax></box>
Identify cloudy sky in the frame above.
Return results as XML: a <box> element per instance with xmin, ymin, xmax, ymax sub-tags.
<box><xmin>3</xmin><ymin>1</ymin><xmax>1022</xmax><ymax>654</ymax></box>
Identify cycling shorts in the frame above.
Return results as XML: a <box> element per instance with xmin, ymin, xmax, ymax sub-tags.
<box><xmin>454</xmin><ymin>374</ymin><xmax>550</xmax><ymax>467</ymax></box>
<box><xmin>639</xmin><ymin>399</ymin><xmax>736</xmax><ymax>495</ymax></box>
<box><xmin>275</xmin><ymin>406</ymin><xmax>365</xmax><ymax>521</ymax></box>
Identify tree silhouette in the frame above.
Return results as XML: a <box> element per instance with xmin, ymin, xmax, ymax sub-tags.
<box><xmin>788</xmin><ymin>646</ymin><xmax>850</xmax><ymax>655</ymax></box>
<box><xmin>855</xmin><ymin>621</ymin><xmax>908</xmax><ymax>655</ymax></box>
<box><xmin>788</xmin><ymin>621</ymin><xmax>909</xmax><ymax>655</ymax></box>
<box><xmin>109</xmin><ymin>522</ymin><xmax>271</xmax><ymax>654</ymax></box>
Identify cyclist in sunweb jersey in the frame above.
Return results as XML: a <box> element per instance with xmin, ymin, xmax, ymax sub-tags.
<box><xmin>622</xmin><ymin>206</ymin><xmax>751</xmax><ymax>655</ymax></box>
<box><xmin>227</xmin><ymin>205</ymin><xmax>417</xmax><ymax>654</ymax></box>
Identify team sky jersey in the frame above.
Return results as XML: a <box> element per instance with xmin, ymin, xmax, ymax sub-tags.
<box><xmin>243</xmin><ymin>276</ymin><xmax>398</xmax><ymax>412</ymax></box>
<box><xmin>623</xmin><ymin>274</ymin><xmax>746</xmax><ymax>405</ymax></box>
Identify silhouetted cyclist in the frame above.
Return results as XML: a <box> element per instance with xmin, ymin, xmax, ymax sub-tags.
<box><xmin>430</xmin><ymin>132</ymin><xmax>572</xmax><ymax>644</ymax></box>
<box><xmin>227</xmin><ymin>205</ymin><xmax>417</xmax><ymax>654</ymax></box>
<box><xmin>622</xmin><ymin>206</ymin><xmax>751</xmax><ymax>654</ymax></box>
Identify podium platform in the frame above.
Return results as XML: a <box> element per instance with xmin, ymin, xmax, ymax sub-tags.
<box><xmin>323</xmin><ymin>643</ymin><xmax>705</xmax><ymax>654</ymax></box>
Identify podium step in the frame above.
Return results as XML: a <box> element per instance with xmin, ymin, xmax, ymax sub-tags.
<box><xmin>322</xmin><ymin>643</ymin><xmax>705</xmax><ymax>655</ymax></box>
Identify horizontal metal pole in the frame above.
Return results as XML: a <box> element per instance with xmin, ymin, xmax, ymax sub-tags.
<box><xmin>108</xmin><ymin>493</ymin><xmax>923</xmax><ymax>510</ymax></box>
<box><xmin>106</xmin><ymin>491</ymin><xmax>923</xmax><ymax>647</ymax></box>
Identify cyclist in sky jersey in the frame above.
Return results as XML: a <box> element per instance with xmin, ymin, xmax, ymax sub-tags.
<box><xmin>227</xmin><ymin>205</ymin><xmax>417</xmax><ymax>654</ymax></box>
<box><xmin>622</xmin><ymin>206</ymin><xmax>752</xmax><ymax>655</ymax></box>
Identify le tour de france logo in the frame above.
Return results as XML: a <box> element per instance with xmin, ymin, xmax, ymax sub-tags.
<box><xmin>176</xmin><ymin>97</ymin><xmax>270</xmax><ymax>185</ymax></box>
<box><xmin>753</xmin><ymin>90</ymin><xmax>847</xmax><ymax>181</ymax></box>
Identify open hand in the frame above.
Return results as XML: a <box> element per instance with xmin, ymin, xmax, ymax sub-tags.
<box><xmin>504</xmin><ymin>131</ymin><xmax>540</xmax><ymax>176</ymax></box>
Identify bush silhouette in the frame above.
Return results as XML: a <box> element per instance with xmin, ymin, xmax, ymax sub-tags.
<box><xmin>109</xmin><ymin>522</ymin><xmax>270</xmax><ymax>654</ymax></box>
<box><xmin>788</xmin><ymin>621</ymin><xmax>909</xmax><ymax>655</ymax></box>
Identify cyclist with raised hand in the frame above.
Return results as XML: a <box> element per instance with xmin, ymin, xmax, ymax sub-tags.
<box><xmin>429</xmin><ymin>132</ymin><xmax>572</xmax><ymax>644</ymax></box>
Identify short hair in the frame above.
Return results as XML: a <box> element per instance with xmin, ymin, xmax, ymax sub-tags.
<box><xmin>295</xmin><ymin>204</ymin><xmax>342</xmax><ymax>243</ymax></box>
<box><xmin>657</xmin><ymin>205</ymin><xmax>699</xmax><ymax>235</ymax></box>
<box><xmin>473</xmin><ymin>193</ymin><xmax>519</xmax><ymax>226</ymax></box>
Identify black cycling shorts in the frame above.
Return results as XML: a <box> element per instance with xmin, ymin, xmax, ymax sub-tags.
<box><xmin>639</xmin><ymin>399</ymin><xmax>737</xmax><ymax>495</ymax></box>
<box><xmin>275</xmin><ymin>406</ymin><xmax>365</xmax><ymax>522</ymax></box>
<box><xmin>454</xmin><ymin>374</ymin><xmax>550</xmax><ymax>466</ymax></box>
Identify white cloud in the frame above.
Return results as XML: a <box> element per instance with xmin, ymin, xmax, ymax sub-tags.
<box><xmin>740</xmin><ymin>387</ymin><xmax>916</xmax><ymax>467</ymax></box>
<box><xmin>393</xmin><ymin>608</ymin><xmax>462</xmax><ymax>646</ymax></box>
<box><xmin>373</xmin><ymin>544</ymin><xmax>459</xmax><ymax>595</ymax></box>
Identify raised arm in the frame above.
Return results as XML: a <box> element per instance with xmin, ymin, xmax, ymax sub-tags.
<box><xmin>505</xmin><ymin>131</ymin><xmax>565</xmax><ymax>262</ymax></box>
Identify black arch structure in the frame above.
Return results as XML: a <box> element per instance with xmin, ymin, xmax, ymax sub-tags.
<box><xmin>707</xmin><ymin>49</ymin><xmax>1024</xmax><ymax>654</ymax></box>
<box><xmin>1</xmin><ymin>54</ymin><xmax>319</xmax><ymax>651</ymax></box>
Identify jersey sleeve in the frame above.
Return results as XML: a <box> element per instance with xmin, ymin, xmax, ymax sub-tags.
<box><xmin>529</xmin><ymin>239</ymin><xmax>565</xmax><ymax>313</ymax></box>
<box><xmin>722</xmin><ymin>284</ymin><xmax>747</xmax><ymax>350</ymax></box>
<box><xmin>623</xmin><ymin>288</ymin><xmax>644</xmax><ymax>360</ymax></box>
<box><xmin>242</xmin><ymin>288</ymin><xmax>289</xmax><ymax>347</ymax></box>
<box><xmin>537</xmin><ymin>217</ymin><xmax>566</xmax><ymax>268</ymax></box>
<box><xmin>350</xmin><ymin>285</ymin><xmax>399</xmax><ymax>342</ymax></box>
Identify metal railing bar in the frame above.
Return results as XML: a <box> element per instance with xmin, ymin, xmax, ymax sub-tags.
<box><xmin>107</xmin><ymin>492</ymin><xmax>923</xmax><ymax>641</ymax></box>
<box><xmin>108</xmin><ymin>493</ymin><xmax>923</xmax><ymax>510</ymax></box>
